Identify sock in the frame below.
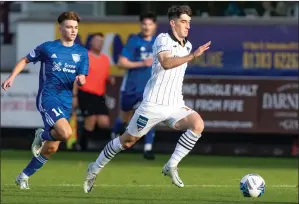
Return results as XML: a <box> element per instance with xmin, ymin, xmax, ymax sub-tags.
<box><xmin>22</xmin><ymin>154</ymin><xmax>48</xmax><ymax>177</ymax></box>
<box><xmin>40</xmin><ymin>130</ymin><xmax>56</xmax><ymax>141</ymax></box>
<box><xmin>144</xmin><ymin>129</ymin><xmax>155</xmax><ymax>151</ymax></box>
<box><xmin>92</xmin><ymin>137</ymin><xmax>124</xmax><ymax>174</ymax></box>
<box><xmin>168</xmin><ymin>130</ymin><xmax>202</xmax><ymax>167</ymax></box>
<box><xmin>112</xmin><ymin>117</ymin><xmax>126</xmax><ymax>136</ymax></box>
<box><xmin>80</xmin><ymin>128</ymin><xmax>93</xmax><ymax>150</ymax></box>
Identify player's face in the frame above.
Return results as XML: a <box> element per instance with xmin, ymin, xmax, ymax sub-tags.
<box><xmin>60</xmin><ymin>20</ymin><xmax>78</xmax><ymax>42</ymax></box>
<box><xmin>91</xmin><ymin>35</ymin><xmax>104</xmax><ymax>52</ymax></box>
<box><xmin>140</xmin><ymin>19</ymin><xmax>156</xmax><ymax>37</ymax></box>
<box><xmin>171</xmin><ymin>14</ymin><xmax>191</xmax><ymax>38</ymax></box>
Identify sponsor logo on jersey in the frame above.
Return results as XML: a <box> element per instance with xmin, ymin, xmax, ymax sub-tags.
<box><xmin>136</xmin><ymin>115</ymin><xmax>148</xmax><ymax>131</ymax></box>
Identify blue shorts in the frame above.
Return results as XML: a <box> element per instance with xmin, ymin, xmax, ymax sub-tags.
<box><xmin>37</xmin><ymin>98</ymin><xmax>71</xmax><ymax>131</ymax></box>
<box><xmin>120</xmin><ymin>92</ymin><xmax>143</xmax><ymax>112</ymax></box>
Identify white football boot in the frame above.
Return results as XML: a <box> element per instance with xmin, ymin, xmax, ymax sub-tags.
<box><xmin>162</xmin><ymin>163</ymin><xmax>184</xmax><ymax>188</ymax></box>
<box><xmin>31</xmin><ymin>128</ymin><xmax>45</xmax><ymax>157</ymax></box>
<box><xmin>15</xmin><ymin>174</ymin><xmax>30</xmax><ymax>190</ymax></box>
<box><xmin>83</xmin><ymin>162</ymin><xmax>98</xmax><ymax>193</ymax></box>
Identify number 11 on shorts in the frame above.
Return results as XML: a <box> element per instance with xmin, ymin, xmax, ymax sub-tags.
<box><xmin>52</xmin><ymin>108</ymin><xmax>63</xmax><ymax>117</ymax></box>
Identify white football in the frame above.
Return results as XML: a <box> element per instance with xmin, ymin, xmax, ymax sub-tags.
<box><xmin>240</xmin><ymin>174</ymin><xmax>265</xmax><ymax>197</ymax></box>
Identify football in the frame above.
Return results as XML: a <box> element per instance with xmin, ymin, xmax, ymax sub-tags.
<box><xmin>240</xmin><ymin>174</ymin><xmax>266</xmax><ymax>198</ymax></box>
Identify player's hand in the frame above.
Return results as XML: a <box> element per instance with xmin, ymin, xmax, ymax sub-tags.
<box><xmin>193</xmin><ymin>41</ymin><xmax>211</xmax><ymax>58</ymax></box>
<box><xmin>143</xmin><ymin>58</ymin><xmax>153</xmax><ymax>67</ymax></box>
<box><xmin>76</xmin><ymin>75</ymin><xmax>86</xmax><ymax>86</ymax></box>
<box><xmin>1</xmin><ymin>77</ymin><xmax>14</xmax><ymax>91</ymax></box>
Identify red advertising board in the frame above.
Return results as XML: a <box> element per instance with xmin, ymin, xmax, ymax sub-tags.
<box><xmin>106</xmin><ymin>77</ymin><xmax>298</xmax><ymax>135</ymax></box>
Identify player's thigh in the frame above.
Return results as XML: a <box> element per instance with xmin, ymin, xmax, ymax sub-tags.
<box><xmin>53</xmin><ymin>118</ymin><xmax>73</xmax><ymax>140</ymax></box>
<box><xmin>120</xmin><ymin>92</ymin><xmax>142</xmax><ymax>123</ymax></box>
<box><xmin>41</xmin><ymin>100</ymin><xmax>72</xmax><ymax>140</ymax></box>
<box><xmin>95</xmin><ymin>96</ymin><xmax>110</xmax><ymax>128</ymax></box>
<box><xmin>78</xmin><ymin>90</ymin><xmax>97</xmax><ymax>117</ymax></box>
<box><xmin>126</xmin><ymin>108</ymin><xmax>164</xmax><ymax>138</ymax></box>
<box><xmin>166</xmin><ymin>107</ymin><xmax>204</xmax><ymax>134</ymax></box>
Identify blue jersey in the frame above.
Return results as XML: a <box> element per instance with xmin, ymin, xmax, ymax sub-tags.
<box><xmin>120</xmin><ymin>33</ymin><xmax>156</xmax><ymax>94</ymax></box>
<box><xmin>26</xmin><ymin>40</ymin><xmax>89</xmax><ymax>110</ymax></box>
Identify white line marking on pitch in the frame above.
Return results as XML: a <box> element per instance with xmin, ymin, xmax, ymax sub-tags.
<box><xmin>3</xmin><ymin>184</ymin><xmax>297</xmax><ymax>188</ymax></box>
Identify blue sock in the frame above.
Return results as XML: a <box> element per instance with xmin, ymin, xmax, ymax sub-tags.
<box><xmin>23</xmin><ymin>155</ymin><xmax>48</xmax><ymax>177</ymax></box>
<box><xmin>41</xmin><ymin>130</ymin><xmax>56</xmax><ymax>141</ymax></box>
<box><xmin>144</xmin><ymin>129</ymin><xmax>155</xmax><ymax>151</ymax></box>
<box><xmin>112</xmin><ymin>117</ymin><xmax>126</xmax><ymax>135</ymax></box>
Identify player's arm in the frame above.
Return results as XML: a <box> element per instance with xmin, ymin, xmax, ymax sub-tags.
<box><xmin>158</xmin><ymin>51</ymin><xmax>194</xmax><ymax>70</ymax></box>
<box><xmin>72</xmin><ymin>81</ymin><xmax>79</xmax><ymax>111</ymax></box>
<box><xmin>2</xmin><ymin>44</ymin><xmax>43</xmax><ymax>90</ymax></box>
<box><xmin>117</xmin><ymin>37</ymin><xmax>150</xmax><ymax>69</ymax></box>
<box><xmin>157</xmin><ymin>36</ymin><xmax>211</xmax><ymax>70</ymax></box>
<box><xmin>117</xmin><ymin>56</ymin><xmax>148</xmax><ymax>69</ymax></box>
<box><xmin>76</xmin><ymin>50</ymin><xmax>89</xmax><ymax>86</ymax></box>
<box><xmin>105</xmin><ymin>57</ymin><xmax>115</xmax><ymax>85</ymax></box>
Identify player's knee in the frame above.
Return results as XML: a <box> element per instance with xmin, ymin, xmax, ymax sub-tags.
<box><xmin>59</xmin><ymin>127</ymin><xmax>73</xmax><ymax>141</ymax></box>
<box><xmin>120</xmin><ymin>133</ymin><xmax>139</xmax><ymax>149</ymax></box>
<box><xmin>191</xmin><ymin>115</ymin><xmax>204</xmax><ymax>135</ymax></box>
<box><xmin>97</xmin><ymin>116</ymin><xmax>110</xmax><ymax>128</ymax></box>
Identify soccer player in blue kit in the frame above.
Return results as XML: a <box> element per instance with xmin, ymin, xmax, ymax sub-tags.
<box><xmin>111</xmin><ymin>12</ymin><xmax>157</xmax><ymax>160</ymax></box>
<box><xmin>1</xmin><ymin>11</ymin><xmax>89</xmax><ymax>189</ymax></box>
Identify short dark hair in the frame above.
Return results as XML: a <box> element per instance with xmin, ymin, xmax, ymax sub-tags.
<box><xmin>167</xmin><ymin>5</ymin><xmax>192</xmax><ymax>20</ymax></box>
<box><xmin>92</xmin><ymin>32</ymin><xmax>104</xmax><ymax>38</ymax></box>
<box><xmin>57</xmin><ymin>11</ymin><xmax>81</xmax><ymax>24</ymax></box>
<box><xmin>139</xmin><ymin>11</ymin><xmax>157</xmax><ymax>23</ymax></box>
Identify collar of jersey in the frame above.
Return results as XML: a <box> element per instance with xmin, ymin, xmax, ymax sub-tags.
<box><xmin>168</xmin><ymin>30</ymin><xmax>188</xmax><ymax>46</ymax></box>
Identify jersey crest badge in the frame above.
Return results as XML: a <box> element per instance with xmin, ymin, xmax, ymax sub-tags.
<box><xmin>72</xmin><ymin>54</ymin><xmax>80</xmax><ymax>63</ymax></box>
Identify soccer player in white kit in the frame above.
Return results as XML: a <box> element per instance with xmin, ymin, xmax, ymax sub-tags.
<box><xmin>83</xmin><ymin>5</ymin><xmax>211</xmax><ymax>193</ymax></box>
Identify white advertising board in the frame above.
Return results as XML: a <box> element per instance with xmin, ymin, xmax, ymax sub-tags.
<box><xmin>1</xmin><ymin>73</ymin><xmax>44</xmax><ymax>127</ymax></box>
<box><xmin>16</xmin><ymin>22</ymin><xmax>55</xmax><ymax>73</ymax></box>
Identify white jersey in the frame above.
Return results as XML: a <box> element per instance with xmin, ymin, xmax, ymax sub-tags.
<box><xmin>143</xmin><ymin>32</ymin><xmax>192</xmax><ymax>107</ymax></box>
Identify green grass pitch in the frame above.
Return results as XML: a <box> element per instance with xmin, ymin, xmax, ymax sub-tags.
<box><xmin>1</xmin><ymin>150</ymin><xmax>298</xmax><ymax>204</ymax></box>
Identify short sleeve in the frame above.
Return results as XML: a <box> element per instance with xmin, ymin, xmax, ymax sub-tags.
<box><xmin>26</xmin><ymin>44</ymin><xmax>44</xmax><ymax>64</ymax></box>
<box><xmin>77</xmin><ymin>49</ymin><xmax>89</xmax><ymax>76</ymax></box>
<box><xmin>154</xmin><ymin>34</ymin><xmax>172</xmax><ymax>55</ymax></box>
<box><xmin>120</xmin><ymin>37</ymin><xmax>136</xmax><ymax>60</ymax></box>
<box><xmin>186</xmin><ymin>42</ymin><xmax>192</xmax><ymax>54</ymax></box>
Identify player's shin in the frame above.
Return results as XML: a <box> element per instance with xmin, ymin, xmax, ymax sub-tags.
<box><xmin>91</xmin><ymin>137</ymin><xmax>125</xmax><ymax>174</ymax></box>
<box><xmin>168</xmin><ymin>130</ymin><xmax>202</xmax><ymax>167</ymax></box>
<box><xmin>21</xmin><ymin>155</ymin><xmax>48</xmax><ymax>178</ymax></box>
<box><xmin>79</xmin><ymin>128</ymin><xmax>93</xmax><ymax>150</ymax></box>
<box><xmin>144</xmin><ymin>128</ymin><xmax>155</xmax><ymax>151</ymax></box>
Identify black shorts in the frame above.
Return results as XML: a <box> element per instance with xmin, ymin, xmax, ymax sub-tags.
<box><xmin>78</xmin><ymin>90</ymin><xmax>109</xmax><ymax>117</ymax></box>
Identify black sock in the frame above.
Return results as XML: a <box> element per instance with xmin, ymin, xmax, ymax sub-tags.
<box><xmin>80</xmin><ymin>128</ymin><xmax>93</xmax><ymax>150</ymax></box>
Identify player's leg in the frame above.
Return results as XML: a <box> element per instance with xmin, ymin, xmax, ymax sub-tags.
<box><xmin>79</xmin><ymin>115</ymin><xmax>97</xmax><ymax>150</ymax></box>
<box><xmin>143</xmin><ymin>128</ymin><xmax>156</xmax><ymax>159</ymax></box>
<box><xmin>77</xmin><ymin>90</ymin><xmax>97</xmax><ymax>150</ymax></box>
<box><xmin>96</xmin><ymin>96</ymin><xmax>110</xmax><ymax>129</ymax></box>
<box><xmin>31</xmin><ymin>100</ymin><xmax>72</xmax><ymax>157</ymax></box>
<box><xmin>16</xmin><ymin>140</ymin><xmax>61</xmax><ymax>189</ymax></box>
<box><xmin>16</xmin><ymin>113</ymin><xmax>62</xmax><ymax>189</ymax></box>
<box><xmin>84</xmin><ymin>110</ymin><xmax>162</xmax><ymax>193</ymax></box>
<box><xmin>111</xmin><ymin>92</ymin><xmax>134</xmax><ymax>139</ymax></box>
<box><xmin>162</xmin><ymin>107</ymin><xmax>204</xmax><ymax>188</ymax></box>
